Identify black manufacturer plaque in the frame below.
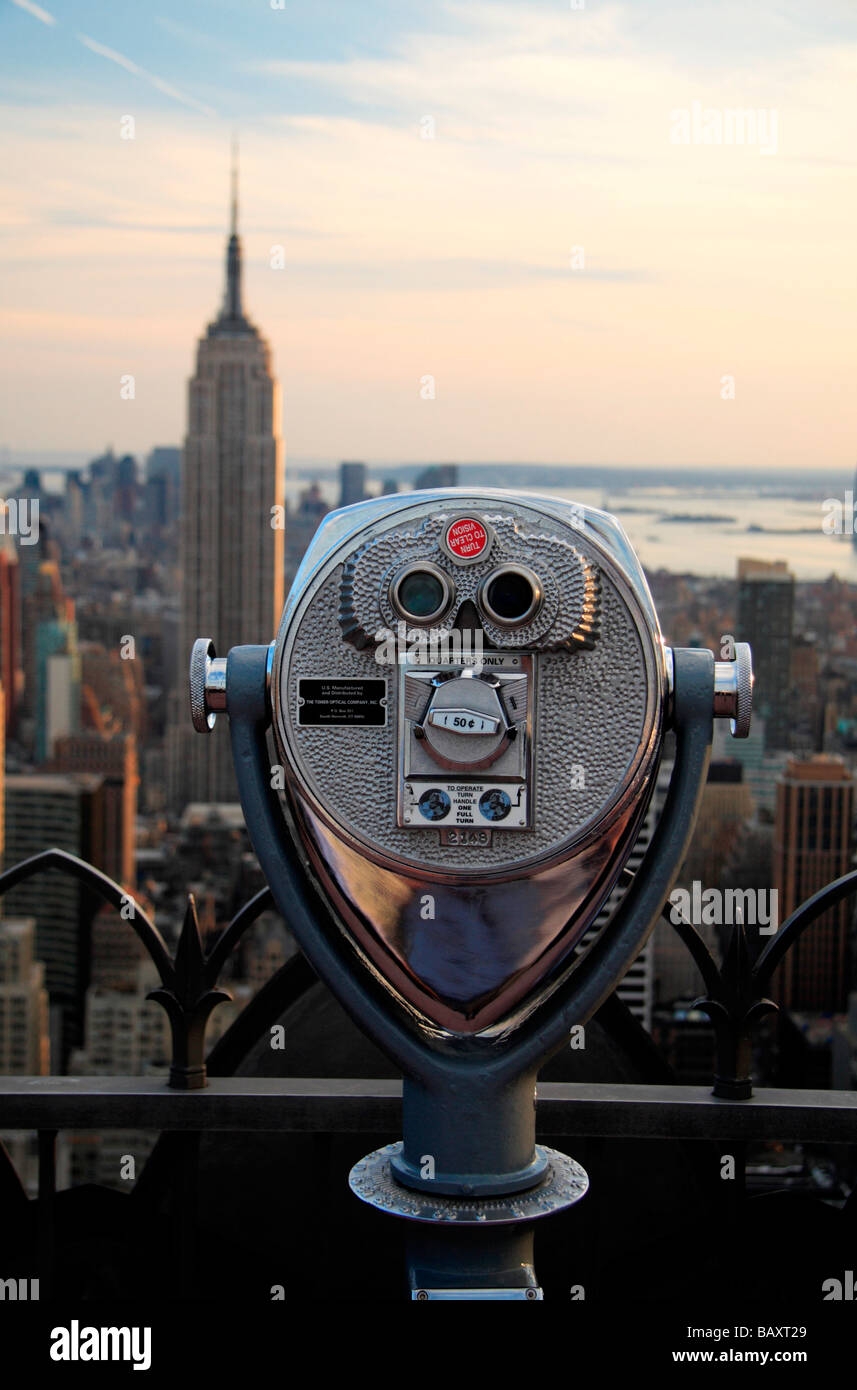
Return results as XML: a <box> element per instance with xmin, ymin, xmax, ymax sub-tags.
<box><xmin>298</xmin><ymin>678</ymin><xmax>387</xmax><ymax>727</ymax></box>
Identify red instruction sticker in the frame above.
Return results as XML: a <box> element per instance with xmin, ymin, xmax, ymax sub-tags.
<box><xmin>445</xmin><ymin>517</ymin><xmax>489</xmax><ymax>560</ymax></box>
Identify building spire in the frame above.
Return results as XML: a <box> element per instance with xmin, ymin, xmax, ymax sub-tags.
<box><xmin>230</xmin><ymin>132</ymin><xmax>239</xmax><ymax>237</ymax></box>
<box><xmin>220</xmin><ymin>135</ymin><xmax>243</xmax><ymax>323</ymax></box>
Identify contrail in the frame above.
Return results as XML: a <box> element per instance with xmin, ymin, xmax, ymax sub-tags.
<box><xmin>77</xmin><ymin>34</ymin><xmax>217</xmax><ymax>117</ymax></box>
<box><xmin>10</xmin><ymin>0</ymin><xmax>216</xmax><ymax>117</ymax></box>
<box><xmin>9</xmin><ymin>0</ymin><xmax>56</xmax><ymax>25</ymax></box>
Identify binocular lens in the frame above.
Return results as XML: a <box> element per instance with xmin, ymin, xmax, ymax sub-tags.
<box><xmin>393</xmin><ymin>567</ymin><xmax>450</xmax><ymax>621</ymax></box>
<box><xmin>482</xmin><ymin>566</ymin><xmax>542</xmax><ymax>625</ymax></box>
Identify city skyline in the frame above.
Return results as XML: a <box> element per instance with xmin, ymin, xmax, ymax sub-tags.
<box><xmin>2</xmin><ymin>1</ymin><xmax>856</xmax><ymax>468</ymax></box>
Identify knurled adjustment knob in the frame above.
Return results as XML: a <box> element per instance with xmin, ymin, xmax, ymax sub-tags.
<box><xmin>713</xmin><ymin>641</ymin><xmax>754</xmax><ymax>739</ymax></box>
<box><xmin>731</xmin><ymin>641</ymin><xmax>753</xmax><ymax>739</ymax></box>
<box><xmin>189</xmin><ymin>637</ymin><xmax>222</xmax><ymax>732</ymax></box>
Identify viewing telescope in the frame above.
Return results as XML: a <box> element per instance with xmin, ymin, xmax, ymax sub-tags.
<box><xmin>191</xmin><ymin>488</ymin><xmax>752</xmax><ymax>1297</ymax></box>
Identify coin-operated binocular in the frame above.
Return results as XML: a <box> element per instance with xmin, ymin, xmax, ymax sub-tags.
<box><xmin>190</xmin><ymin>489</ymin><xmax>752</xmax><ymax>1299</ymax></box>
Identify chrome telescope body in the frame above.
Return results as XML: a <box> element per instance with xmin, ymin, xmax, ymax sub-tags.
<box><xmin>191</xmin><ymin>487</ymin><xmax>752</xmax><ymax>1252</ymax></box>
<box><xmin>193</xmin><ymin>489</ymin><xmax>751</xmax><ymax>1041</ymax></box>
<box><xmin>275</xmin><ymin>490</ymin><xmax>664</xmax><ymax>1036</ymax></box>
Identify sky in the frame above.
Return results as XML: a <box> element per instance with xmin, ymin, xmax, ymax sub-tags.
<box><xmin>1</xmin><ymin>0</ymin><xmax>856</xmax><ymax>470</ymax></box>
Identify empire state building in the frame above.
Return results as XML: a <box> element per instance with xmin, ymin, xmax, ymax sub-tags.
<box><xmin>170</xmin><ymin>161</ymin><xmax>285</xmax><ymax>807</ymax></box>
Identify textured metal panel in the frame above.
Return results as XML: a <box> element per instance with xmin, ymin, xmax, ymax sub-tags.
<box><xmin>281</xmin><ymin>547</ymin><xmax>652</xmax><ymax>873</ymax></box>
<box><xmin>267</xmin><ymin>492</ymin><xmax>667</xmax><ymax>1031</ymax></box>
<box><xmin>341</xmin><ymin>509</ymin><xmax>601</xmax><ymax>651</ymax></box>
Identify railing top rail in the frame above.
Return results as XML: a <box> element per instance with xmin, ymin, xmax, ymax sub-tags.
<box><xmin>1</xmin><ymin>1077</ymin><xmax>855</xmax><ymax>1142</ymax></box>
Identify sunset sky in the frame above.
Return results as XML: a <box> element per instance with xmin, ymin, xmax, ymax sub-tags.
<box><xmin>1</xmin><ymin>0</ymin><xmax>855</xmax><ymax>469</ymax></box>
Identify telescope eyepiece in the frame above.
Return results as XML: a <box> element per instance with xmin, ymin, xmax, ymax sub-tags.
<box><xmin>389</xmin><ymin>562</ymin><xmax>454</xmax><ymax>624</ymax></box>
<box><xmin>480</xmin><ymin>564</ymin><xmax>543</xmax><ymax>626</ymax></box>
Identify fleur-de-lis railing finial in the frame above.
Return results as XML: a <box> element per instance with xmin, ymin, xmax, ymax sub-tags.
<box><xmin>147</xmin><ymin>895</ymin><xmax>232</xmax><ymax>1090</ymax></box>
<box><xmin>691</xmin><ymin>918</ymin><xmax>777</xmax><ymax>1099</ymax></box>
<box><xmin>663</xmin><ymin>869</ymin><xmax>857</xmax><ymax>1098</ymax></box>
<box><xmin>0</xmin><ymin>848</ymin><xmax>274</xmax><ymax>1090</ymax></box>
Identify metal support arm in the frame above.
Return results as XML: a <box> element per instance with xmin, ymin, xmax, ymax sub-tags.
<box><xmin>226</xmin><ymin>644</ymin><xmax>714</xmax><ymax>1195</ymax></box>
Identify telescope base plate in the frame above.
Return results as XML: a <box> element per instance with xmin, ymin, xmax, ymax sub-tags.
<box><xmin>349</xmin><ymin>1142</ymin><xmax>588</xmax><ymax>1225</ymax></box>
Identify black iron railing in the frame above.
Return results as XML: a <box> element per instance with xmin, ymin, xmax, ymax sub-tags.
<box><xmin>1</xmin><ymin>848</ymin><xmax>856</xmax><ymax>1298</ymax></box>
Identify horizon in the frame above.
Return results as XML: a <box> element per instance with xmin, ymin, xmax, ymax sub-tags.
<box><xmin>2</xmin><ymin>451</ymin><xmax>854</xmax><ymax>488</ymax></box>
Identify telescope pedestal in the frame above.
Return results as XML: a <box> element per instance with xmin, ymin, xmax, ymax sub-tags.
<box><xmin>349</xmin><ymin>1139</ymin><xmax>588</xmax><ymax>1300</ymax></box>
<box><xmin>391</xmin><ymin>1070</ymin><xmax>548</xmax><ymax>1196</ymax></box>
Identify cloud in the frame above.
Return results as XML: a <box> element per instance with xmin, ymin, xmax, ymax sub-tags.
<box><xmin>270</xmin><ymin>258</ymin><xmax>653</xmax><ymax>291</ymax></box>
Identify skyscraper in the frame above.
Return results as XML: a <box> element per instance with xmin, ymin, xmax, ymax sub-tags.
<box><xmin>683</xmin><ymin>761</ymin><xmax>755</xmax><ymax>889</ymax></box>
<box><xmin>170</xmin><ymin>154</ymin><xmax>285</xmax><ymax>808</ymax></box>
<box><xmin>0</xmin><ymin>515</ymin><xmax>21</xmax><ymax>735</ymax></box>
<box><xmin>338</xmin><ymin>461</ymin><xmax>367</xmax><ymax>508</ymax></box>
<box><xmin>3</xmin><ymin>772</ymin><xmax>108</xmax><ymax>1061</ymax></box>
<box><xmin>0</xmin><ymin>918</ymin><xmax>50</xmax><ymax>1076</ymax></box>
<box><xmin>62</xmin><ymin>470</ymin><xmax>85</xmax><ymax>553</ymax></box>
<box><xmin>285</xmin><ymin>483</ymin><xmax>330</xmax><ymax>590</ymax></box>
<box><xmin>736</xmin><ymin>557</ymin><xmax>794</xmax><ymax>752</ymax></box>
<box><xmin>144</xmin><ymin>447</ymin><xmax>181</xmax><ymax>532</ymax></box>
<box><xmin>773</xmin><ymin>754</ymin><xmax>855</xmax><ymax>1012</ymax></box>
<box><xmin>20</xmin><ymin>562</ymin><xmax>81</xmax><ymax>762</ymax></box>
<box><xmin>414</xmin><ymin>464</ymin><xmax>459</xmax><ymax>490</ymax></box>
<box><xmin>48</xmin><ymin>731</ymin><xmax>138</xmax><ymax>887</ymax></box>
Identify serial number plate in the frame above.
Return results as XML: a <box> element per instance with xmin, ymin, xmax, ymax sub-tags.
<box><xmin>297</xmin><ymin>678</ymin><xmax>387</xmax><ymax>726</ymax></box>
<box><xmin>439</xmin><ymin>828</ymin><xmax>493</xmax><ymax>847</ymax></box>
